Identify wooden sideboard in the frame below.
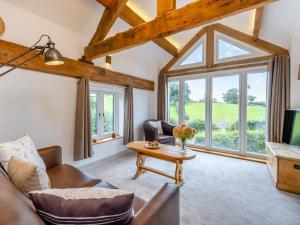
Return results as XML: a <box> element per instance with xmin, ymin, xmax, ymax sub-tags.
<box><xmin>266</xmin><ymin>142</ymin><xmax>300</xmax><ymax>194</ymax></box>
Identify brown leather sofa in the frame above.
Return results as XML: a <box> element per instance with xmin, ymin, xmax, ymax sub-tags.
<box><xmin>0</xmin><ymin>146</ymin><xmax>180</xmax><ymax>225</ymax></box>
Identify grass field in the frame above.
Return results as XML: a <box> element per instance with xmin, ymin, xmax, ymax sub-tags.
<box><xmin>170</xmin><ymin>102</ymin><xmax>266</xmax><ymax>124</ymax></box>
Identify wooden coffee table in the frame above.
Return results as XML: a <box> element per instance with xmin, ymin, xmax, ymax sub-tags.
<box><xmin>127</xmin><ymin>141</ymin><xmax>196</xmax><ymax>185</ymax></box>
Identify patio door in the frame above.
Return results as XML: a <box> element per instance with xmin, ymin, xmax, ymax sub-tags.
<box><xmin>167</xmin><ymin>66</ymin><xmax>268</xmax><ymax>157</ymax></box>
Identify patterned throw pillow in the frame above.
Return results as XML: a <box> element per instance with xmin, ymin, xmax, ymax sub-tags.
<box><xmin>0</xmin><ymin>135</ymin><xmax>46</xmax><ymax>171</ymax></box>
<box><xmin>149</xmin><ymin>121</ymin><xmax>164</xmax><ymax>135</ymax></box>
<box><xmin>29</xmin><ymin>188</ymin><xmax>134</xmax><ymax>225</ymax></box>
<box><xmin>8</xmin><ymin>156</ymin><xmax>50</xmax><ymax>194</ymax></box>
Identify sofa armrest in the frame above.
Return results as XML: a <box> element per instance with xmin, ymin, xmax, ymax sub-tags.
<box><xmin>38</xmin><ymin>146</ymin><xmax>62</xmax><ymax>170</ymax></box>
<box><xmin>161</xmin><ymin>121</ymin><xmax>176</xmax><ymax>136</ymax></box>
<box><xmin>129</xmin><ymin>183</ymin><xmax>180</xmax><ymax>225</ymax></box>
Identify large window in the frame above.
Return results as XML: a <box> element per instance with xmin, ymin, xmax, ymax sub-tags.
<box><xmin>167</xmin><ymin>67</ymin><xmax>268</xmax><ymax>156</ymax></box>
<box><xmin>184</xmin><ymin>79</ymin><xmax>206</xmax><ymax>145</ymax></box>
<box><xmin>90</xmin><ymin>85</ymin><xmax>123</xmax><ymax>139</ymax></box>
<box><xmin>212</xmin><ymin>75</ymin><xmax>240</xmax><ymax>151</ymax></box>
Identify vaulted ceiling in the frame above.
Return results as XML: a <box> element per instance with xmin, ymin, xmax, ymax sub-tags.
<box><xmin>6</xmin><ymin>0</ymin><xmax>300</xmax><ymax>63</ymax></box>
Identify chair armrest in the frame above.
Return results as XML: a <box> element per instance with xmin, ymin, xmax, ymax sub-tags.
<box><xmin>129</xmin><ymin>183</ymin><xmax>180</xmax><ymax>225</ymax></box>
<box><xmin>161</xmin><ymin>121</ymin><xmax>176</xmax><ymax>136</ymax></box>
<box><xmin>143</xmin><ymin>122</ymin><xmax>159</xmax><ymax>141</ymax></box>
<box><xmin>38</xmin><ymin>146</ymin><xmax>62</xmax><ymax>169</ymax></box>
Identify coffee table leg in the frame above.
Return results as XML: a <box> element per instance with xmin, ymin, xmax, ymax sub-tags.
<box><xmin>133</xmin><ymin>153</ymin><xmax>145</xmax><ymax>180</ymax></box>
<box><xmin>175</xmin><ymin>160</ymin><xmax>184</xmax><ymax>186</ymax></box>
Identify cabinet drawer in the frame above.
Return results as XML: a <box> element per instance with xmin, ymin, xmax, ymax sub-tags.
<box><xmin>278</xmin><ymin>158</ymin><xmax>300</xmax><ymax>188</ymax></box>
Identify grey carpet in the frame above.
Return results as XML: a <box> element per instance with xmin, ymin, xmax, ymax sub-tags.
<box><xmin>84</xmin><ymin>151</ymin><xmax>300</xmax><ymax>225</ymax></box>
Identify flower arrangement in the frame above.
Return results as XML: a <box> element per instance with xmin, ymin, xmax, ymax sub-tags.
<box><xmin>173</xmin><ymin>124</ymin><xmax>196</xmax><ymax>152</ymax></box>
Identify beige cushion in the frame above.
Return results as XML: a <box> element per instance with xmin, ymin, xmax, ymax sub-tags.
<box><xmin>149</xmin><ymin>121</ymin><xmax>164</xmax><ymax>135</ymax></box>
<box><xmin>8</xmin><ymin>156</ymin><xmax>50</xmax><ymax>193</ymax></box>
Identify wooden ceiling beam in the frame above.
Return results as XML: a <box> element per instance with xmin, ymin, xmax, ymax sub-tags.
<box><xmin>214</xmin><ymin>23</ymin><xmax>288</xmax><ymax>55</ymax></box>
<box><xmin>157</xmin><ymin>0</ymin><xmax>176</xmax><ymax>15</ymax></box>
<box><xmin>0</xmin><ymin>39</ymin><xmax>154</xmax><ymax>90</ymax></box>
<box><xmin>253</xmin><ymin>7</ymin><xmax>264</xmax><ymax>40</ymax></box>
<box><xmin>86</xmin><ymin>0</ymin><xmax>276</xmax><ymax>59</ymax></box>
<box><xmin>96</xmin><ymin>0</ymin><xmax>178</xmax><ymax>56</ymax></box>
<box><xmin>88</xmin><ymin>0</ymin><xmax>128</xmax><ymax>46</ymax></box>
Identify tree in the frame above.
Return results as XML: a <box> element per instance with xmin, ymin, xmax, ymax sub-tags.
<box><xmin>169</xmin><ymin>82</ymin><xmax>191</xmax><ymax>105</ymax></box>
<box><xmin>222</xmin><ymin>88</ymin><xmax>239</xmax><ymax>104</ymax></box>
<box><xmin>248</xmin><ymin>95</ymin><xmax>256</xmax><ymax>105</ymax></box>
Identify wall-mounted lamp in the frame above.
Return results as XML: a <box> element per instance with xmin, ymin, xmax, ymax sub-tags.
<box><xmin>0</xmin><ymin>34</ymin><xmax>64</xmax><ymax>78</ymax></box>
<box><xmin>0</xmin><ymin>17</ymin><xmax>5</xmax><ymax>35</ymax></box>
<box><xmin>105</xmin><ymin>55</ymin><xmax>112</xmax><ymax>65</ymax></box>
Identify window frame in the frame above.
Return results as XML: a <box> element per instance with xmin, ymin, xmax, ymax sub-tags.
<box><xmin>171</xmin><ymin>35</ymin><xmax>206</xmax><ymax>70</ymax></box>
<box><xmin>167</xmin><ymin>65</ymin><xmax>268</xmax><ymax>158</ymax></box>
<box><xmin>90</xmin><ymin>84</ymin><xmax>123</xmax><ymax>139</ymax></box>
<box><xmin>214</xmin><ymin>33</ymin><xmax>267</xmax><ymax>64</ymax></box>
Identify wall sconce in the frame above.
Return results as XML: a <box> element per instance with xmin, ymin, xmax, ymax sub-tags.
<box><xmin>105</xmin><ymin>55</ymin><xmax>112</xmax><ymax>65</ymax></box>
<box><xmin>0</xmin><ymin>17</ymin><xmax>5</xmax><ymax>35</ymax></box>
<box><xmin>0</xmin><ymin>34</ymin><xmax>64</xmax><ymax>78</ymax></box>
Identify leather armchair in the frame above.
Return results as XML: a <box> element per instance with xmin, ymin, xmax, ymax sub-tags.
<box><xmin>144</xmin><ymin>119</ymin><xmax>176</xmax><ymax>145</ymax></box>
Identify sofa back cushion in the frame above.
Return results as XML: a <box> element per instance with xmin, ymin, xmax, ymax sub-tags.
<box><xmin>0</xmin><ymin>167</ymin><xmax>45</xmax><ymax>225</ymax></box>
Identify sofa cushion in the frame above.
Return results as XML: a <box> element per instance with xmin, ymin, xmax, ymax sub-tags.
<box><xmin>29</xmin><ymin>187</ymin><xmax>134</xmax><ymax>225</ymax></box>
<box><xmin>95</xmin><ymin>181</ymin><xmax>147</xmax><ymax>214</ymax></box>
<box><xmin>47</xmin><ymin>164</ymin><xmax>101</xmax><ymax>188</ymax></box>
<box><xmin>8</xmin><ymin>156</ymin><xmax>51</xmax><ymax>194</ymax></box>
<box><xmin>0</xmin><ymin>135</ymin><xmax>46</xmax><ymax>171</ymax></box>
<box><xmin>0</xmin><ymin>170</ymin><xmax>45</xmax><ymax>225</ymax></box>
<box><xmin>158</xmin><ymin>135</ymin><xmax>175</xmax><ymax>144</ymax></box>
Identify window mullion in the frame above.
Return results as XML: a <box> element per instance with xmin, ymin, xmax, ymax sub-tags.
<box><xmin>206</xmin><ymin>76</ymin><xmax>212</xmax><ymax>148</ymax></box>
<box><xmin>240</xmin><ymin>73</ymin><xmax>247</xmax><ymax>155</ymax></box>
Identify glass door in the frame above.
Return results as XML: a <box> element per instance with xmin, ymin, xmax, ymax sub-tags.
<box><xmin>246</xmin><ymin>71</ymin><xmax>267</xmax><ymax>155</ymax></box>
<box><xmin>184</xmin><ymin>78</ymin><xmax>206</xmax><ymax>146</ymax></box>
<box><xmin>211</xmin><ymin>75</ymin><xmax>240</xmax><ymax>151</ymax></box>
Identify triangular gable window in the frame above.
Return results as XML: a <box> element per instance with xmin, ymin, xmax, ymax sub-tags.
<box><xmin>171</xmin><ymin>37</ymin><xmax>206</xmax><ymax>70</ymax></box>
<box><xmin>180</xmin><ymin>43</ymin><xmax>204</xmax><ymax>66</ymax></box>
<box><xmin>217</xmin><ymin>38</ymin><xmax>250</xmax><ymax>60</ymax></box>
<box><xmin>215</xmin><ymin>34</ymin><xmax>267</xmax><ymax>63</ymax></box>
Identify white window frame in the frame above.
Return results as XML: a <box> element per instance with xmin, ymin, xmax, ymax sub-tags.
<box><xmin>90</xmin><ymin>83</ymin><xmax>124</xmax><ymax>139</ymax></box>
<box><xmin>168</xmin><ymin>65</ymin><xmax>268</xmax><ymax>158</ymax></box>
<box><xmin>214</xmin><ymin>32</ymin><xmax>268</xmax><ymax>64</ymax></box>
<box><xmin>171</xmin><ymin>35</ymin><xmax>207</xmax><ymax>70</ymax></box>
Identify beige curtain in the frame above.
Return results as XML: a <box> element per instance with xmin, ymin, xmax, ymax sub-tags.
<box><xmin>267</xmin><ymin>55</ymin><xmax>290</xmax><ymax>142</ymax></box>
<box><xmin>74</xmin><ymin>77</ymin><xmax>93</xmax><ymax>161</ymax></box>
<box><xmin>123</xmin><ymin>86</ymin><xmax>134</xmax><ymax>145</ymax></box>
<box><xmin>157</xmin><ymin>72</ymin><xmax>168</xmax><ymax>121</ymax></box>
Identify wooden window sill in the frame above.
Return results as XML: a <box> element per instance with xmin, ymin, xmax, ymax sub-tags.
<box><xmin>92</xmin><ymin>136</ymin><xmax>123</xmax><ymax>145</ymax></box>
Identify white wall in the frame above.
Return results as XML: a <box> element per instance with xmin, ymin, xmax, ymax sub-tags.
<box><xmin>0</xmin><ymin>0</ymin><xmax>169</xmax><ymax>166</ymax></box>
<box><xmin>290</xmin><ymin>34</ymin><xmax>300</xmax><ymax>109</ymax></box>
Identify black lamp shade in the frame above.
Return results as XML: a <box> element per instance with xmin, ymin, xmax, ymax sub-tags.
<box><xmin>44</xmin><ymin>43</ymin><xmax>64</xmax><ymax>65</ymax></box>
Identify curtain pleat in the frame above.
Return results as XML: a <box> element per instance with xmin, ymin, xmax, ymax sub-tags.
<box><xmin>157</xmin><ymin>72</ymin><xmax>168</xmax><ymax>121</ymax></box>
<box><xmin>123</xmin><ymin>86</ymin><xmax>134</xmax><ymax>145</ymax></box>
<box><xmin>267</xmin><ymin>55</ymin><xmax>290</xmax><ymax>142</ymax></box>
<box><xmin>74</xmin><ymin>78</ymin><xmax>93</xmax><ymax>161</ymax></box>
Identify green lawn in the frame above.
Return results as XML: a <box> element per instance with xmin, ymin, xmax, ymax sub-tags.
<box><xmin>170</xmin><ymin>102</ymin><xmax>266</xmax><ymax>124</ymax></box>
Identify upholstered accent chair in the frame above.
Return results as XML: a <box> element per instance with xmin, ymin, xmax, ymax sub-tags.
<box><xmin>143</xmin><ymin>119</ymin><xmax>176</xmax><ymax>145</ymax></box>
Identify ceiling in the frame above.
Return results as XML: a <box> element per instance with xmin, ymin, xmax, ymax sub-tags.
<box><xmin>5</xmin><ymin>0</ymin><xmax>300</xmax><ymax>53</ymax></box>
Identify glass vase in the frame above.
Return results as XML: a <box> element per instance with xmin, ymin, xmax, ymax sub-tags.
<box><xmin>180</xmin><ymin>139</ymin><xmax>187</xmax><ymax>153</ymax></box>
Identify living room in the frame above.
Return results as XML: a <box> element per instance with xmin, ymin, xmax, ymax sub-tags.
<box><xmin>0</xmin><ymin>0</ymin><xmax>300</xmax><ymax>225</ymax></box>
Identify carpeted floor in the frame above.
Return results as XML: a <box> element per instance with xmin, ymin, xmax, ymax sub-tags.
<box><xmin>84</xmin><ymin>151</ymin><xmax>300</xmax><ymax>225</ymax></box>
